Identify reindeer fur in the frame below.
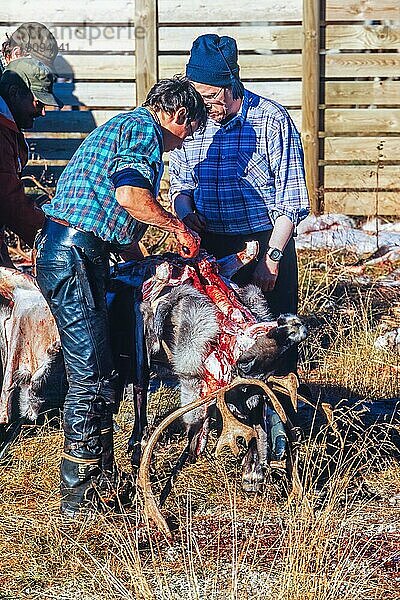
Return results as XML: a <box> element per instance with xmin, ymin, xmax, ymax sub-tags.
<box><xmin>142</xmin><ymin>282</ymin><xmax>307</xmax><ymax>488</ymax></box>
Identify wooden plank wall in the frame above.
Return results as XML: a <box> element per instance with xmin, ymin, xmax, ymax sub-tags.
<box><xmin>2</xmin><ymin>1</ymin><xmax>400</xmax><ymax>215</ymax></box>
<box><xmin>1</xmin><ymin>1</ymin><xmax>137</xmax><ymax>183</ymax></box>
<box><xmin>322</xmin><ymin>0</ymin><xmax>400</xmax><ymax>216</ymax></box>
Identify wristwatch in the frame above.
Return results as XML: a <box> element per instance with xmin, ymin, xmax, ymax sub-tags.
<box><xmin>266</xmin><ymin>246</ymin><xmax>284</xmax><ymax>262</ymax></box>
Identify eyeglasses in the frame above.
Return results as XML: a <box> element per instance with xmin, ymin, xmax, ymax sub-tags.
<box><xmin>201</xmin><ymin>87</ymin><xmax>226</xmax><ymax>104</ymax></box>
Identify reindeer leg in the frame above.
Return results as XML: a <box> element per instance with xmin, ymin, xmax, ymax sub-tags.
<box><xmin>159</xmin><ymin>441</ymin><xmax>191</xmax><ymax>507</ymax></box>
<box><xmin>0</xmin><ymin>418</ymin><xmax>24</xmax><ymax>462</ymax></box>
<box><xmin>128</xmin><ymin>285</ymin><xmax>150</xmax><ymax>469</ymax></box>
<box><xmin>241</xmin><ymin>438</ymin><xmax>265</xmax><ymax>493</ymax></box>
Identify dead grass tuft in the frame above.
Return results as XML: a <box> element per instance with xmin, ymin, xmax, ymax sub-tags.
<box><xmin>1</xmin><ymin>250</ymin><xmax>399</xmax><ymax>599</ymax></box>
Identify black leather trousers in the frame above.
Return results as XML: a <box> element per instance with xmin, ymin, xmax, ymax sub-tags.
<box><xmin>35</xmin><ymin>218</ymin><xmax>117</xmax><ymax>514</ymax></box>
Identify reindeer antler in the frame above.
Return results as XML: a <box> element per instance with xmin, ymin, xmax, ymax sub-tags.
<box><xmin>268</xmin><ymin>373</ymin><xmax>299</xmax><ymax>411</ymax></box>
<box><xmin>215</xmin><ymin>388</ymin><xmax>257</xmax><ymax>457</ymax></box>
<box><xmin>137</xmin><ymin>389</ymin><xmax>219</xmax><ymax>539</ymax></box>
<box><xmin>137</xmin><ymin>376</ymin><xmax>304</xmax><ymax>538</ymax></box>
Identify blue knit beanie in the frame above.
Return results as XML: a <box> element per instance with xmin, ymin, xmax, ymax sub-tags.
<box><xmin>186</xmin><ymin>34</ymin><xmax>244</xmax><ymax>100</ymax></box>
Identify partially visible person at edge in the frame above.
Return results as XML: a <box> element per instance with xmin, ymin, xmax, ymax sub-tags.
<box><xmin>0</xmin><ymin>57</ymin><xmax>62</xmax><ymax>266</ymax></box>
<box><xmin>1</xmin><ymin>22</ymin><xmax>58</xmax><ymax>72</ymax></box>
<box><xmin>169</xmin><ymin>34</ymin><xmax>310</xmax><ymax>376</ymax></box>
<box><xmin>34</xmin><ymin>76</ymin><xmax>206</xmax><ymax>519</ymax></box>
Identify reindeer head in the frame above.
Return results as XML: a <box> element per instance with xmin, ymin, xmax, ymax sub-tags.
<box><xmin>235</xmin><ymin>314</ymin><xmax>307</xmax><ymax>379</ymax></box>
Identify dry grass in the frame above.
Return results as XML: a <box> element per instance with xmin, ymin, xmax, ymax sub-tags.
<box><xmin>1</xmin><ymin>251</ymin><xmax>399</xmax><ymax>599</ymax></box>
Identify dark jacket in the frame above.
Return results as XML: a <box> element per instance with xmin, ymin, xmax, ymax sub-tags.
<box><xmin>0</xmin><ymin>97</ymin><xmax>44</xmax><ymax>249</ymax></box>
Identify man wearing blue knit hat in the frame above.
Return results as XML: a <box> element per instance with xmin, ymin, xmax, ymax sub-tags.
<box><xmin>169</xmin><ymin>33</ymin><xmax>310</xmax><ymax>375</ymax></box>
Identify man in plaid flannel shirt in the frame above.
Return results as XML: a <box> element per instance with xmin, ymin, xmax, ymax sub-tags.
<box><xmin>35</xmin><ymin>77</ymin><xmax>207</xmax><ymax>518</ymax></box>
<box><xmin>170</xmin><ymin>35</ymin><xmax>310</xmax><ymax>375</ymax></box>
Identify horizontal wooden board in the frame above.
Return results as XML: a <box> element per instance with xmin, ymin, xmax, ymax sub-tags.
<box><xmin>325</xmin><ymin>109</ymin><xmax>400</xmax><ymax>134</ymax></box>
<box><xmin>159</xmin><ymin>53</ymin><xmax>303</xmax><ymax>79</ymax></box>
<box><xmin>25</xmin><ymin>131</ymin><xmax>87</xmax><ymax>139</ymax></box>
<box><xmin>326</xmin><ymin>1</ymin><xmax>400</xmax><ymax>22</ymax></box>
<box><xmin>30</xmin><ymin>110</ymin><xmax>124</xmax><ymax>132</ymax></box>
<box><xmin>325</xmin><ymin>81</ymin><xmax>400</xmax><ymax>106</ymax></box>
<box><xmin>2</xmin><ymin>1</ymin><xmax>135</xmax><ymax>23</ymax></box>
<box><xmin>324</xmin><ymin>166</ymin><xmax>400</xmax><ymax>189</ymax></box>
<box><xmin>246</xmin><ymin>82</ymin><xmax>301</xmax><ymax>106</ymax></box>
<box><xmin>53</xmin><ymin>82</ymin><xmax>136</xmax><ymax>107</ymax></box>
<box><xmin>324</xmin><ymin>192</ymin><xmax>399</xmax><ymax>216</ymax></box>
<box><xmin>159</xmin><ymin>26</ymin><xmax>302</xmax><ymax>52</ymax></box>
<box><xmin>325</xmin><ymin>53</ymin><xmax>400</xmax><ymax>78</ymax></box>
<box><xmin>326</xmin><ymin>24</ymin><xmax>400</xmax><ymax>50</ymax></box>
<box><xmin>51</xmin><ymin>52</ymin><xmax>303</xmax><ymax>82</ymax></box>
<box><xmin>325</xmin><ymin>137</ymin><xmax>400</xmax><ymax>162</ymax></box>
<box><xmin>0</xmin><ymin>24</ymin><xmax>303</xmax><ymax>53</ymax></box>
<box><xmin>158</xmin><ymin>0</ymin><xmax>302</xmax><ymax>23</ymax></box>
<box><xmin>53</xmin><ymin>54</ymin><xmax>136</xmax><ymax>80</ymax></box>
<box><xmin>0</xmin><ymin>25</ymin><xmax>136</xmax><ymax>53</ymax></box>
<box><xmin>3</xmin><ymin>0</ymin><xmax>303</xmax><ymax>24</ymax></box>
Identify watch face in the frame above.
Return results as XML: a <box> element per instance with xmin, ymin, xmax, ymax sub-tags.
<box><xmin>269</xmin><ymin>248</ymin><xmax>282</xmax><ymax>261</ymax></box>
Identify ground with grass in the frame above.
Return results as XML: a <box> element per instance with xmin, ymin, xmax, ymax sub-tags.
<box><xmin>0</xmin><ymin>249</ymin><xmax>399</xmax><ymax>600</ymax></box>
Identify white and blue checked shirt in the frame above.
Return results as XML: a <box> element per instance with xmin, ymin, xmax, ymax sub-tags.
<box><xmin>169</xmin><ymin>90</ymin><xmax>309</xmax><ymax>235</ymax></box>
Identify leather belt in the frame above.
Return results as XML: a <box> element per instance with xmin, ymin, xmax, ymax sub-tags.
<box><xmin>43</xmin><ymin>218</ymin><xmax>111</xmax><ymax>254</ymax></box>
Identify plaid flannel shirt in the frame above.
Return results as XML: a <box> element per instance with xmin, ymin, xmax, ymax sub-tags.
<box><xmin>169</xmin><ymin>90</ymin><xmax>309</xmax><ymax>235</ymax></box>
<box><xmin>44</xmin><ymin>107</ymin><xmax>164</xmax><ymax>246</ymax></box>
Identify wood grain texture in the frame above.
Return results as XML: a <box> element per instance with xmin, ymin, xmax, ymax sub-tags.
<box><xmin>326</xmin><ymin>81</ymin><xmax>400</xmax><ymax>106</ymax></box>
<box><xmin>159</xmin><ymin>53</ymin><xmax>303</xmax><ymax>79</ymax></box>
<box><xmin>326</xmin><ymin>1</ymin><xmax>400</xmax><ymax>22</ymax></box>
<box><xmin>157</xmin><ymin>0</ymin><xmax>302</xmax><ymax>23</ymax></box>
<box><xmin>53</xmin><ymin>82</ymin><xmax>136</xmax><ymax>107</ymax></box>
<box><xmin>3</xmin><ymin>1</ymin><xmax>135</xmax><ymax>22</ymax></box>
<box><xmin>0</xmin><ymin>24</ymin><xmax>136</xmax><ymax>53</ymax></box>
<box><xmin>325</xmin><ymin>137</ymin><xmax>400</xmax><ymax>162</ymax></box>
<box><xmin>54</xmin><ymin>55</ymin><xmax>136</xmax><ymax>80</ymax></box>
<box><xmin>324</xmin><ymin>192</ymin><xmax>399</xmax><ymax>216</ymax></box>
<box><xmin>302</xmin><ymin>0</ymin><xmax>320</xmax><ymax>213</ymax></box>
<box><xmin>326</xmin><ymin>53</ymin><xmax>400</xmax><ymax>78</ymax></box>
<box><xmin>135</xmin><ymin>0</ymin><xmax>158</xmax><ymax>105</ymax></box>
<box><xmin>159</xmin><ymin>26</ymin><xmax>302</xmax><ymax>52</ymax></box>
<box><xmin>326</xmin><ymin>24</ymin><xmax>400</xmax><ymax>50</ymax></box>
<box><xmin>325</xmin><ymin>109</ymin><xmax>400</xmax><ymax>134</ymax></box>
<box><xmin>3</xmin><ymin>0</ymin><xmax>302</xmax><ymax>24</ymax></box>
<box><xmin>324</xmin><ymin>165</ymin><xmax>399</xmax><ymax>189</ymax></box>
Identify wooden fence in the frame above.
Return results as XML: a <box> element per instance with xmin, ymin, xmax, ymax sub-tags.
<box><xmin>2</xmin><ymin>0</ymin><xmax>400</xmax><ymax>215</ymax></box>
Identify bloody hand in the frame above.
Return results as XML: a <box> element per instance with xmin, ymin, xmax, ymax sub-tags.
<box><xmin>175</xmin><ymin>227</ymin><xmax>201</xmax><ymax>258</ymax></box>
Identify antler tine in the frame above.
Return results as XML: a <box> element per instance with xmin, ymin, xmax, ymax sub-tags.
<box><xmin>268</xmin><ymin>373</ymin><xmax>299</xmax><ymax>411</ymax></box>
<box><xmin>268</xmin><ymin>374</ymin><xmax>343</xmax><ymax>447</ymax></box>
<box><xmin>215</xmin><ymin>389</ymin><xmax>257</xmax><ymax>457</ymax></box>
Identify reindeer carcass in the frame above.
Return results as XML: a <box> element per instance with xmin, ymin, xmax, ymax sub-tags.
<box><xmin>138</xmin><ymin>248</ymin><xmax>307</xmax><ymax>495</ymax></box>
<box><xmin>0</xmin><ymin>267</ymin><xmax>60</xmax><ymax>432</ymax></box>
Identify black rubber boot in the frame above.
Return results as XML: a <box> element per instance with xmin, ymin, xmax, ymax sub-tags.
<box><xmin>100</xmin><ymin>416</ymin><xmax>115</xmax><ymax>480</ymax></box>
<box><xmin>60</xmin><ymin>453</ymin><xmax>102</xmax><ymax>518</ymax></box>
